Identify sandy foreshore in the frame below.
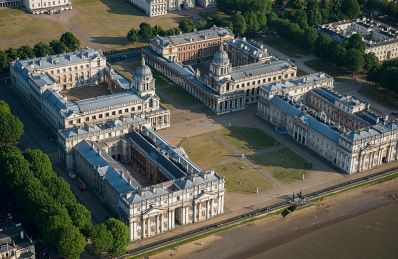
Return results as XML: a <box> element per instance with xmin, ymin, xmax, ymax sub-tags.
<box><xmin>150</xmin><ymin>177</ymin><xmax>398</xmax><ymax>259</ymax></box>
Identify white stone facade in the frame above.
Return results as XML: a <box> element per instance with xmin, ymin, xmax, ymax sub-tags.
<box><xmin>127</xmin><ymin>0</ymin><xmax>195</xmax><ymax>17</ymax></box>
<box><xmin>10</xmin><ymin>49</ymin><xmax>170</xmax><ymax>132</ymax></box>
<box><xmin>319</xmin><ymin>17</ymin><xmax>398</xmax><ymax>61</ymax></box>
<box><xmin>257</xmin><ymin>78</ymin><xmax>398</xmax><ymax>174</ymax></box>
<box><xmin>23</xmin><ymin>0</ymin><xmax>72</xmax><ymax>14</ymax></box>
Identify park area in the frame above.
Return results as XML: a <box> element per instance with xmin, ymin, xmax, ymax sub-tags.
<box><xmin>179</xmin><ymin>126</ymin><xmax>312</xmax><ymax>193</ymax></box>
<box><xmin>0</xmin><ymin>0</ymin><xmax>188</xmax><ymax>50</ymax></box>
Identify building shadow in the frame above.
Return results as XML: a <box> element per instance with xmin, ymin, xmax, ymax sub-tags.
<box><xmin>99</xmin><ymin>0</ymin><xmax>145</xmax><ymax>16</ymax></box>
<box><xmin>91</xmin><ymin>36</ymin><xmax>129</xmax><ymax>46</ymax></box>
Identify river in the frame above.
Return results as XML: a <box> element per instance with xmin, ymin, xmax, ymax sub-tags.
<box><xmin>250</xmin><ymin>203</ymin><xmax>398</xmax><ymax>259</ymax></box>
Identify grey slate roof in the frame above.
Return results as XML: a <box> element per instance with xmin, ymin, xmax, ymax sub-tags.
<box><xmin>302</xmin><ymin>115</ymin><xmax>340</xmax><ymax>143</ymax></box>
<box><xmin>75</xmin><ymin>91</ymin><xmax>142</xmax><ymax>112</ymax></box>
<box><xmin>270</xmin><ymin>96</ymin><xmax>303</xmax><ymax>117</ymax></box>
<box><xmin>227</xmin><ymin>38</ymin><xmax>270</xmax><ymax>58</ymax></box>
<box><xmin>74</xmin><ymin>140</ymin><xmax>138</xmax><ymax>193</ymax></box>
<box><xmin>151</xmin><ymin>26</ymin><xmax>233</xmax><ymax>47</ymax></box>
<box><xmin>231</xmin><ymin>59</ymin><xmax>294</xmax><ymax>80</ymax></box>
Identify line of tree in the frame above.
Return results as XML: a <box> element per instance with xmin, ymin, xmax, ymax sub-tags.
<box><xmin>0</xmin><ymin>32</ymin><xmax>80</xmax><ymax>73</ymax></box>
<box><xmin>127</xmin><ymin>22</ymin><xmax>181</xmax><ymax>43</ymax></box>
<box><xmin>362</xmin><ymin>0</ymin><xmax>398</xmax><ymax>18</ymax></box>
<box><xmin>0</xmin><ymin>100</ymin><xmax>130</xmax><ymax>258</ymax></box>
<box><xmin>267</xmin><ymin>14</ymin><xmax>379</xmax><ymax>74</ymax></box>
<box><xmin>367</xmin><ymin>58</ymin><xmax>398</xmax><ymax>94</ymax></box>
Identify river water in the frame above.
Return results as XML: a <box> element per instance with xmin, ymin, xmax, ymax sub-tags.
<box><xmin>250</xmin><ymin>203</ymin><xmax>398</xmax><ymax>259</ymax></box>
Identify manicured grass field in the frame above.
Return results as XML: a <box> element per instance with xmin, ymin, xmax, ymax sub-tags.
<box><xmin>217</xmin><ymin>127</ymin><xmax>275</xmax><ymax>154</ymax></box>
<box><xmin>0</xmin><ymin>0</ymin><xmax>185</xmax><ymax>50</ymax></box>
<box><xmin>304</xmin><ymin>59</ymin><xmax>347</xmax><ymax>77</ymax></box>
<box><xmin>179</xmin><ymin>134</ymin><xmax>232</xmax><ymax>169</ymax></box>
<box><xmin>214</xmin><ymin>161</ymin><xmax>272</xmax><ymax>193</ymax></box>
<box><xmin>153</xmin><ymin>71</ymin><xmax>174</xmax><ymax>88</ymax></box>
<box><xmin>160</xmin><ymin>87</ymin><xmax>200</xmax><ymax>107</ymax></box>
<box><xmin>250</xmin><ymin>148</ymin><xmax>311</xmax><ymax>183</ymax></box>
<box><xmin>358</xmin><ymin>86</ymin><xmax>398</xmax><ymax>110</ymax></box>
<box><xmin>258</xmin><ymin>36</ymin><xmax>310</xmax><ymax>58</ymax></box>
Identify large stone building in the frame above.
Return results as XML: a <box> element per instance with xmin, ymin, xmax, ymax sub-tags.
<box><xmin>11</xmin><ymin>48</ymin><xmax>224</xmax><ymax>241</ymax></box>
<box><xmin>146</xmin><ymin>27</ymin><xmax>297</xmax><ymax>115</ymax></box>
<box><xmin>23</xmin><ymin>0</ymin><xmax>71</xmax><ymax>14</ymax></box>
<box><xmin>150</xmin><ymin>26</ymin><xmax>234</xmax><ymax>63</ymax></box>
<box><xmin>10</xmin><ymin>49</ymin><xmax>170</xmax><ymax>132</ymax></box>
<box><xmin>225</xmin><ymin>37</ymin><xmax>272</xmax><ymax>67</ymax></box>
<box><xmin>0</xmin><ymin>220</ymin><xmax>35</xmax><ymax>259</ymax></box>
<box><xmin>258</xmin><ymin>76</ymin><xmax>398</xmax><ymax>174</ymax></box>
<box><xmin>66</xmin><ymin>125</ymin><xmax>225</xmax><ymax>241</ymax></box>
<box><xmin>126</xmin><ymin>0</ymin><xmax>213</xmax><ymax>17</ymax></box>
<box><xmin>318</xmin><ymin>17</ymin><xmax>398</xmax><ymax>61</ymax></box>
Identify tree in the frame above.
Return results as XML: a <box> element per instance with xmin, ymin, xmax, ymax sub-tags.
<box><xmin>178</xmin><ymin>18</ymin><xmax>195</xmax><ymax>33</ymax></box>
<box><xmin>307</xmin><ymin>8</ymin><xmax>323</xmax><ymax>26</ymax></box>
<box><xmin>33</xmin><ymin>42</ymin><xmax>53</xmax><ymax>57</ymax></box>
<box><xmin>244</xmin><ymin>11</ymin><xmax>260</xmax><ymax>35</ymax></box>
<box><xmin>346</xmin><ymin>48</ymin><xmax>364</xmax><ymax>74</ymax></box>
<box><xmin>0</xmin><ymin>51</ymin><xmax>9</xmax><ymax>72</ymax></box>
<box><xmin>0</xmin><ymin>100</ymin><xmax>10</xmax><ymax>114</ymax></box>
<box><xmin>6</xmin><ymin>48</ymin><xmax>20</xmax><ymax>62</ymax></box>
<box><xmin>57</xmin><ymin>226</ymin><xmax>86</xmax><ymax>259</ymax></box>
<box><xmin>347</xmin><ymin>34</ymin><xmax>365</xmax><ymax>52</ymax></box>
<box><xmin>18</xmin><ymin>46</ymin><xmax>35</xmax><ymax>59</ymax></box>
<box><xmin>341</xmin><ymin>0</ymin><xmax>360</xmax><ymax>19</ymax></box>
<box><xmin>127</xmin><ymin>28</ymin><xmax>139</xmax><ymax>43</ymax></box>
<box><xmin>195</xmin><ymin>19</ymin><xmax>208</xmax><ymax>30</ymax></box>
<box><xmin>256</xmin><ymin>11</ymin><xmax>267</xmax><ymax>30</ymax></box>
<box><xmin>138</xmin><ymin>22</ymin><xmax>153</xmax><ymax>41</ymax></box>
<box><xmin>42</xmin><ymin>213</ymin><xmax>73</xmax><ymax>244</ymax></box>
<box><xmin>91</xmin><ymin>224</ymin><xmax>113</xmax><ymax>255</ymax></box>
<box><xmin>364</xmin><ymin>52</ymin><xmax>379</xmax><ymax>70</ymax></box>
<box><xmin>232</xmin><ymin>15</ymin><xmax>247</xmax><ymax>36</ymax></box>
<box><xmin>152</xmin><ymin>24</ymin><xmax>165</xmax><ymax>36</ymax></box>
<box><xmin>68</xmin><ymin>203</ymin><xmax>92</xmax><ymax>235</ymax></box>
<box><xmin>50</xmin><ymin>40</ymin><xmax>69</xmax><ymax>54</ymax></box>
<box><xmin>0</xmin><ymin>111</ymin><xmax>24</xmax><ymax>147</ymax></box>
<box><xmin>105</xmin><ymin>218</ymin><xmax>129</xmax><ymax>256</ymax></box>
<box><xmin>24</xmin><ymin>149</ymin><xmax>54</xmax><ymax>181</ymax></box>
<box><xmin>60</xmin><ymin>32</ymin><xmax>80</xmax><ymax>51</ymax></box>
<box><xmin>304</xmin><ymin>27</ymin><xmax>318</xmax><ymax>48</ymax></box>
<box><xmin>44</xmin><ymin>176</ymin><xmax>77</xmax><ymax>208</ymax></box>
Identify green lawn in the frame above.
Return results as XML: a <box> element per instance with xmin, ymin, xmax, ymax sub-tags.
<box><xmin>160</xmin><ymin>87</ymin><xmax>199</xmax><ymax>107</ymax></box>
<box><xmin>250</xmin><ymin>148</ymin><xmax>311</xmax><ymax>183</ymax></box>
<box><xmin>358</xmin><ymin>86</ymin><xmax>398</xmax><ymax>110</ymax></box>
<box><xmin>257</xmin><ymin>36</ymin><xmax>310</xmax><ymax>58</ymax></box>
<box><xmin>214</xmin><ymin>161</ymin><xmax>272</xmax><ymax>193</ymax></box>
<box><xmin>179</xmin><ymin>133</ymin><xmax>232</xmax><ymax>168</ymax></box>
<box><xmin>153</xmin><ymin>71</ymin><xmax>174</xmax><ymax>88</ymax></box>
<box><xmin>112</xmin><ymin>65</ymin><xmax>133</xmax><ymax>80</ymax></box>
<box><xmin>217</xmin><ymin>127</ymin><xmax>275</xmax><ymax>154</ymax></box>
<box><xmin>304</xmin><ymin>59</ymin><xmax>347</xmax><ymax>77</ymax></box>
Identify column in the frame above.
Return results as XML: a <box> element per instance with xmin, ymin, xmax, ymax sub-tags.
<box><xmin>182</xmin><ymin>206</ymin><xmax>186</xmax><ymax>225</ymax></box>
<box><xmin>172</xmin><ymin>209</ymin><xmax>175</xmax><ymax>228</ymax></box>
<box><xmin>198</xmin><ymin>202</ymin><xmax>202</xmax><ymax>221</ymax></box>
<box><xmin>205</xmin><ymin>200</ymin><xmax>209</xmax><ymax>219</ymax></box>
<box><xmin>146</xmin><ymin>218</ymin><xmax>150</xmax><ymax>237</ymax></box>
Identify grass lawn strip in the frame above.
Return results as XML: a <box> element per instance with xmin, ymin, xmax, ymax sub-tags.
<box><xmin>217</xmin><ymin>126</ymin><xmax>275</xmax><ymax>154</ymax></box>
<box><xmin>250</xmin><ymin>148</ymin><xmax>311</xmax><ymax>183</ymax></box>
<box><xmin>215</xmin><ymin>161</ymin><xmax>272</xmax><ymax>193</ymax></box>
<box><xmin>160</xmin><ymin>87</ymin><xmax>199</xmax><ymax>107</ymax></box>
<box><xmin>179</xmin><ymin>133</ymin><xmax>232</xmax><ymax>169</ymax></box>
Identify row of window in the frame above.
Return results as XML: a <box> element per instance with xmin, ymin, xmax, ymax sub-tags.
<box><xmin>31</xmin><ymin>0</ymin><xmax>67</xmax><ymax>8</ymax></box>
<box><xmin>67</xmin><ymin>106</ymin><xmax>142</xmax><ymax>125</ymax></box>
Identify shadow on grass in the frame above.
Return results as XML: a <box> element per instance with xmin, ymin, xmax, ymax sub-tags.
<box><xmin>99</xmin><ymin>0</ymin><xmax>145</xmax><ymax>16</ymax></box>
<box><xmin>304</xmin><ymin>59</ymin><xmax>348</xmax><ymax>77</ymax></box>
<box><xmin>91</xmin><ymin>36</ymin><xmax>129</xmax><ymax>46</ymax></box>
<box><xmin>219</xmin><ymin>126</ymin><xmax>276</xmax><ymax>153</ymax></box>
<box><xmin>248</xmin><ymin>148</ymin><xmax>311</xmax><ymax>183</ymax></box>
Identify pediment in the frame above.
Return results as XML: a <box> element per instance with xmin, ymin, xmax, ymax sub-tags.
<box><xmin>142</xmin><ymin>206</ymin><xmax>165</xmax><ymax>217</ymax></box>
<box><xmin>195</xmin><ymin>191</ymin><xmax>216</xmax><ymax>202</ymax></box>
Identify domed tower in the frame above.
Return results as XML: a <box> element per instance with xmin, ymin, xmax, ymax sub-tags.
<box><xmin>209</xmin><ymin>42</ymin><xmax>232</xmax><ymax>82</ymax></box>
<box><xmin>133</xmin><ymin>55</ymin><xmax>155</xmax><ymax>97</ymax></box>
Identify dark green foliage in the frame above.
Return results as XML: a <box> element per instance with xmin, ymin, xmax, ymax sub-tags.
<box><xmin>44</xmin><ymin>176</ymin><xmax>77</xmax><ymax>208</ymax></box>
<box><xmin>24</xmin><ymin>149</ymin><xmax>54</xmax><ymax>181</ymax></box>
<box><xmin>244</xmin><ymin>11</ymin><xmax>260</xmax><ymax>35</ymax></box>
<box><xmin>341</xmin><ymin>0</ymin><xmax>360</xmax><ymax>18</ymax></box>
<box><xmin>33</xmin><ymin>41</ymin><xmax>53</xmax><ymax>57</ymax></box>
<box><xmin>60</xmin><ymin>32</ymin><xmax>80</xmax><ymax>51</ymax></box>
<box><xmin>105</xmin><ymin>218</ymin><xmax>130</xmax><ymax>256</ymax></box>
<box><xmin>5</xmin><ymin>48</ymin><xmax>20</xmax><ymax>61</ymax></box>
<box><xmin>178</xmin><ymin>18</ymin><xmax>196</xmax><ymax>33</ymax></box>
<box><xmin>68</xmin><ymin>203</ymin><xmax>92</xmax><ymax>235</ymax></box>
<box><xmin>18</xmin><ymin>46</ymin><xmax>35</xmax><ymax>59</ymax></box>
<box><xmin>139</xmin><ymin>22</ymin><xmax>154</xmax><ymax>41</ymax></box>
<box><xmin>364</xmin><ymin>52</ymin><xmax>379</xmax><ymax>70</ymax></box>
<box><xmin>50</xmin><ymin>40</ymin><xmax>69</xmax><ymax>54</ymax></box>
<box><xmin>0</xmin><ymin>51</ymin><xmax>9</xmax><ymax>72</ymax></box>
<box><xmin>232</xmin><ymin>15</ymin><xmax>247</xmax><ymax>35</ymax></box>
<box><xmin>57</xmin><ymin>226</ymin><xmax>86</xmax><ymax>259</ymax></box>
<box><xmin>0</xmin><ymin>110</ymin><xmax>24</xmax><ymax>147</ymax></box>
<box><xmin>345</xmin><ymin>48</ymin><xmax>364</xmax><ymax>73</ymax></box>
<box><xmin>127</xmin><ymin>28</ymin><xmax>139</xmax><ymax>43</ymax></box>
<box><xmin>91</xmin><ymin>224</ymin><xmax>114</xmax><ymax>255</ymax></box>
<box><xmin>347</xmin><ymin>34</ymin><xmax>365</xmax><ymax>52</ymax></box>
<box><xmin>367</xmin><ymin>58</ymin><xmax>398</xmax><ymax>93</ymax></box>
